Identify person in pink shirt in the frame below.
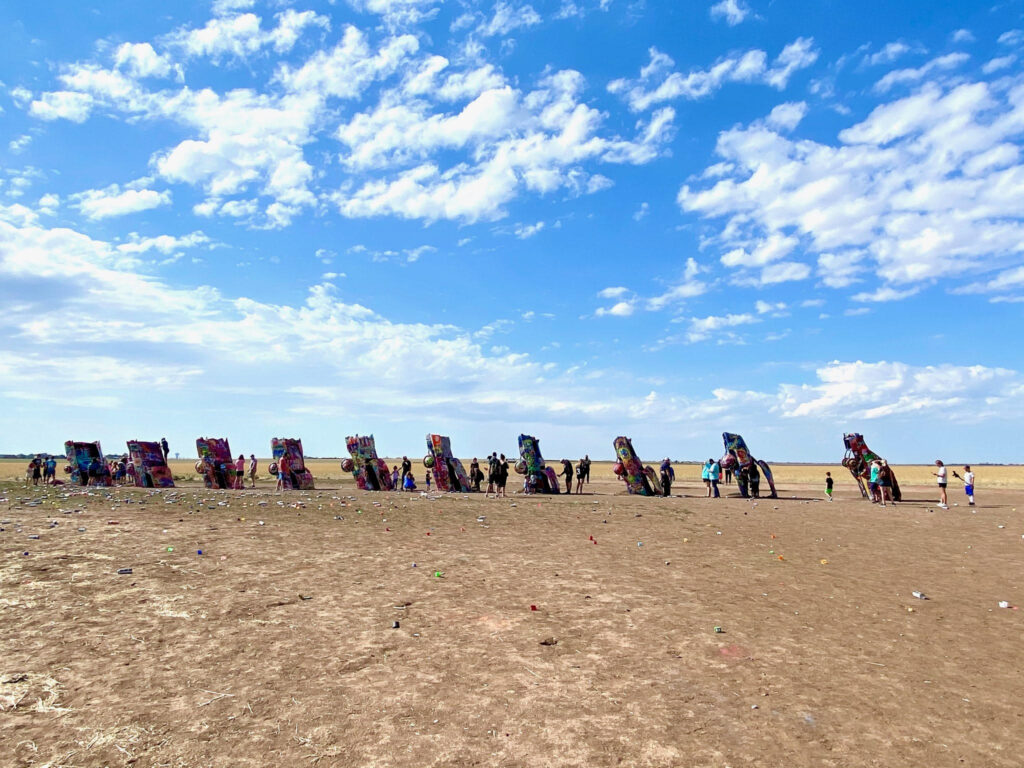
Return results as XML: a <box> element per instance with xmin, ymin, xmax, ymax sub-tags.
<box><xmin>234</xmin><ymin>454</ymin><xmax>245</xmax><ymax>489</ymax></box>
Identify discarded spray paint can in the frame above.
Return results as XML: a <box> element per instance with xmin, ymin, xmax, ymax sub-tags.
<box><xmin>117</xmin><ymin>568</ymin><xmax>133</xmax><ymax>575</ymax></box>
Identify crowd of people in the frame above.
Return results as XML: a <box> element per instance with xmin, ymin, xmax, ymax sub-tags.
<box><xmin>21</xmin><ymin>448</ymin><xmax>979</xmax><ymax>507</ymax></box>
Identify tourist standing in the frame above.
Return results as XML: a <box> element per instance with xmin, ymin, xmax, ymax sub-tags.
<box><xmin>391</xmin><ymin>465</ymin><xmax>400</xmax><ymax>489</ymax></box>
<box><xmin>825</xmin><ymin>471</ymin><xmax>834</xmax><ymax>502</ymax></box>
<box><xmin>497</xmin><ymin>454</ymin><xmax>509</xmax><ymax>498</ymax></box>
<box><xmin>660</xmin><ymin>458</ymin><xmax>673</xmax><ymax>497</ymax></box>
<box><xmin>44</xmin><ymin>455</ymin><xmax>57</xmax><ymax>484</ymax></box>
<box><xmin>954</xmin><ymin>465</ymin><xmax>975</xmax><ymax>506</ymax></box>
<box><xmin>877</xmin><ymin>460</ymin><xmax>893</xmax><ymax>507</ymax></box>
<box><xmin>582</xmin><ymin>455</ymin><xmax>591</xmax><ymax>484</ymax></box>
<box><xmin>248</xmin><ymin>454</ymin><xmax>258</xmax><ymax>488</ymax></box>
<box><xmin>401</xmin><ymin>456</ymin><xmax>412</xmax><ymax>481</ymax></box>
<box><xmin>161</xmin><ymin>437</ymin><xmax>170</xmax><ymax>461</ymax></box>
<box><xmin>933</xmin><ymin>460</ymin><xmax>948</xmax><ymax>509</ymax></box>
<box><xmin>747</xmin><ymin>461</ymin><xmax>759</xmax><ymax>498</ymax></box>
<box><xmin>560</xmin><ymin>459</ymin><xmax>573</xmax><ymax>494</ymax></box>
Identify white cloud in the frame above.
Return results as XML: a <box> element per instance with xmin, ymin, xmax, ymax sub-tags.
<box><xmin>685</xmin><ymin>312</ymin><xmax>757</xmax><ymax>342</ymax></box>
<box><xmin>598</xmin><ymin>286</ymin><xmax>629</xmax><ymax>299</ymax></box>
<box><xmin>774</xmin><ymin>360</ymin><xmax>1022</xmax><ymax>420</ymax></box>
<box><xmin>679</xmin><ymin>75</ymin><xmax>1024</xmax><ymax>298</ymax></box>
<box><xmin>863</xmin><ymin>42</ymin><xmax>916</xmax><ymax>67</ymax></box>
<box><xmin>332</xmin><ymin>71</ymin><xmax>674</xmax><ymax>223</ymax></box>
<box><xmin>709</xmin><ymin>0</ymin><xmax>750</xmax><ymax>26</ymax></box>
<box><xmin>764</xmin><ymin>101</ymin><xmax>807</xmax><ymax>131</ymax></box>
<box><xmin>851</xmin><ymin>285</ymin><xmax>920</xmax><ymax>302</ymax></box>
<box><xmin>646</xmin><ymin>258</ymin><xmax>709</xmax><ymax>310</ymax></box>
<box><xmin>71</xmin><ymin>184</ymin><xmax>171</xmax><ymax>220</ymax></box>
<box><xmin>595</xmin><ymin>300</ymin><xmax>635</xmax><ymax>317</ymax></box>
<box><xmin>514</xmin><ymin>220</ymin><xmax>545</xmax><ymax>238</ymax></box>
<box><xmin>167</xmin><ymin>10</ymin><xmax>329</xmax><ymax>60</ymax></box>
<box><xmin>478</xmin><ymin>2</ymin><xmax>542</xmax><ymax>37</ymax></box>
<box><xmin>609</xmin><ymin>38</ymin><xmax>818</xmax><ymax>112</ymax></box>
<box><xmin>633</xmin><ymin>201</ymin><xmax>649</xmax><ymax>220</ymax></box>
<box><xmin>28</xmin><ymin>90</ymin><xmax>94</xmax><ymax>122</ymax></box>
<box><xmin>754</xmin><ymin>300</ymin><xmax>787</xmax><ymax>314</ymax></box>
<box><xmin>8</xmin><ymin>135</ymin><xmax>32</xmax><ymax>154</ymax></box>
<box><xmin>115</xmin><ymin>231</ymin><xmax>210</xmax><ymax>257</ymax></box>
<box><xmin>951</xmin><ymin>29</ymin><xmax>975</xmax><ymax>44</ymax></box>
<box><xmin>983</xmin><ymin>55</ymin><xmax>1016</xmax><ymax>74</ymax></box>
<box><xmin>873</xmin><ymin>52</ymin><xmax>969</xmax><ymax>93</ymax></box>
<box><xmin>998</xmin><ymin>30</ymin><xmax>1024</xmax><ymax>47</ymax></box>
<box><xmin>113</xmin><ymin>42</ymin><xmax>174</xmax><ymax>78</ymax></box>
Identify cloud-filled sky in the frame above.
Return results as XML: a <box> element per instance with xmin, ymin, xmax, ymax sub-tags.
<box><xmin>1</xmin><ymin>0</ymin><xmax>1023</xmax><ymax>462</ymax></box>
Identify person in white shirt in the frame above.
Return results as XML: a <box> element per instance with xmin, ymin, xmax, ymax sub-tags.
<box><xmin>933</xmin><ymin>460</ymin><xmax>948</xmax><ymax>509</ymax></box>
<box><xmin>954</xmin><ymin>465</ymin><xmax>975</xmax><ymax>506</ymax></box>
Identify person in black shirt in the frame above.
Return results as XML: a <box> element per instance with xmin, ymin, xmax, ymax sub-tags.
<box><xmin>825</xmin><ymin>471</ymin><xmax>834</xmax><ymax>502</ymax></box>
<box><xmin>497</xmin><ymin>454</ymin><xmax>509</xmax><ymax>498</ymax></box>
<box><xmin>560</xmin><ymin>459</ymin><xmax>573</xmax><ymax>493</ymax></box>
<box><xmin>401</xmin><ymin>456</ymin><xmax>412</xmax><ymax>480</ymax></box>
<box><xmin>161</xmin><ymin>437</ymin><xmax>170</xmax><ymax>461</ymax></box>
<box><xmin>749</xmin><ymin>463</ymin><xmax>761</xmax><ymax>498</ymax></box>
<box><xmin>581</xmin><ymin>455</ymin><xmax>591</xmax><ymax>484</ymax></box>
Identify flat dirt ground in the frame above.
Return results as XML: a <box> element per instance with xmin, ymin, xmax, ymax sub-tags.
<box><xmin>2</xmin><ymin>460</ymin><xmax>1023</xmax><ymax>767</ymax></box>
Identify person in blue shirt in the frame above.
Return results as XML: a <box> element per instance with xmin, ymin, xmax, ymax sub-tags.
<box><xmin>710</xmin><ymin>460</ymin><xmax>722</xmax><ymax>498</ymax></box>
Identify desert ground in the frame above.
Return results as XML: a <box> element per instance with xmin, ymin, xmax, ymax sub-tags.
<box><xmin>2</xmin><ymin>459</ymin><xmax>1023</xmax><ymax>767</ymax></box>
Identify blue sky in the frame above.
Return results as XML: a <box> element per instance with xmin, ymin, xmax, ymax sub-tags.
<box><xmin>1</xmin><ymin>0</ymin><xmax>1023</xmax><ymax>462</ymax></box>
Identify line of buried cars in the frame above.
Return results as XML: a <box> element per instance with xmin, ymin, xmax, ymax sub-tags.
<box><xmin>60</xmin><ymin>432</ymin><xmax>895</xmax><ymax>501</ymax></box>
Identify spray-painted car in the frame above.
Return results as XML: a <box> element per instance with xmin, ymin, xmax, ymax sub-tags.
<box><xmin>424</xmin><ymin>434</ymin><xmax>472</xmax><ymax>492</ymax></box>
<box><xmin>195</xmin><ymin>437</ymin><xmax>235</xmax><ymax>489</ymax></box>
<box><xmin>64</xmin><ymin>440</ymin><xmax>111</xmax><ymax>486</ymax></box>
<box><xmin>269</xmin><ymin>437</ymin><xmax>315</xmax><ymax>490</ymax></box>
<box><xmin>719</xmin><ymin>432</ymin><xmax>777</xmax><ymax>499</ymax></box>
<box><xmin>842</xmin><ymin>433</ymin><xmax>901</xmax><ymax>501</ymax></box>
<box><xmin>514</xmin><ymin>434</ymin><xmax>560</xmax><ymax>493</ymax></box>
<box><xmin>342</xmin><ymin>434</ymin><xmax>393</xmax><ymax>491</ymax></box>
<box><xmin>127</xmin><ymin>440</ymin><xmax>174</xmax><ymax>487</ymax></box>
<box><xmin>612</xmin><ymin>436</ymin><xmax>662</xmax><ymax>496</ymax></box>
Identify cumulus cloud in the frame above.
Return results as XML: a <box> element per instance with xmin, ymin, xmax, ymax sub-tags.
<box><xmin>679</xmin><ymin>75</ymin><xmax>1024</xmax><ymax>297</ymax></box>
<box><xmin>71</xmin><ymin>184</ymin><xmax>171</xmax><ymax>219</ymax></box>
<box><xmin>709</xmin><ymin>0</ymin><xmax>750</xmax><ymax>26</ymax></box>
<box><xmin>609</xmin><ymin>37</ymin><xmax>818</xmax><ymax>111</ymax></box>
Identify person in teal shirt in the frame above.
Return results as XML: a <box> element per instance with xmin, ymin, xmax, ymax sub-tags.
<box><xmin>709</xmin><ymin>460</ymin><xmax>721</xmax><ymax>498</ymax></box>
<box><xmin>869</xmin><ymin>461</ymin><xmax>881</xmax><ymax>503</ymax></box>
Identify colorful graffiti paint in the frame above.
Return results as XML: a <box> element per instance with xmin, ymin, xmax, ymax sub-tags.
<box><xmin>64</xmin><ymin>440</ymin><xmax>111</xmax><ymax>487</ymax></box>
<box><xmin>424</xmin><ymin>434</ymin><xmax>472</xmax><ymax>492</ymax></box>
<box><xmin>127</xmin><ymin>440</ymin><xmax>174</xmax><ymax>488</ymax></box>
<box><xmin>612</xmin><ymin>436</ymin><xmax>661</xmax><ymax>496</ymax></box>
<box><xmin>270</xmin><ymin>438</ymin><xmax>315</xmax><ymax>490</ymax></box>
<box><xmin>195</xmin><ymin>437</ymin><xmax>234</xmax><ymax>489</ymax></box>
<box><xmin>842</xmin><ymin>433</ymin><xmax>901</xmax><ymax>501</ymax></box>
<box><xmin>719</xmin><ymin>432</ymin><xmax>778</xmax><ymax>499</ymax></box>
<box><xmin>343</xmin><ymin>435</ymin><xmax>393</xmax><ymax>491</ymax></box>
<box><xmin>516</xmin><ymin>434</ymin><xmax>560</xmax><ymax>494</ymax></box>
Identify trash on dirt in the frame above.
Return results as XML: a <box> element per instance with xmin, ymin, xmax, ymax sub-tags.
<box><xmin>912</xmin><ymin>591</ymin><xmax>928</xmax><ymax>600</ymax></box>
<box><xmin>117</xmin><ymin>568</ymin><xmax>133</xmax><ymax>575</ymax></box>
<box><xmin>539</xmin><ymin>637</ymin><xmax>558</xmax><ymax>646</ymax></box>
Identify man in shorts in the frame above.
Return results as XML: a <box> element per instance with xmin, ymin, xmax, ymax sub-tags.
<box><xmin>248</xmin><ymin>454</ymin><xmax>258</xmax><ymax>487</ymax></box>
<box><xmin>825</xmin><ymin>471</ymin><xmax>833</xmax><ymax>501</ymax></box>
<box><xmin>933</xmin><ymin>460</ymin><xmax>948</xmax><ymax>509</ymax></box>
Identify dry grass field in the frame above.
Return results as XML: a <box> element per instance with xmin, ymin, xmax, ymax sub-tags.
<box><xmin>2</xmin><ymin>460</ymin><xmax>1024</xmax><ymax>767</ymax></box>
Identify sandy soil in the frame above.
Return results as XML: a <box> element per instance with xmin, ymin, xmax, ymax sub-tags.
<box><xmin>2</xmin><ymin>474</ymin><xmax>1022</xmax><ymax>767</ymax></box>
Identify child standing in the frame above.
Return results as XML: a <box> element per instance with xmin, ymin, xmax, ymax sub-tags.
<box><xmin>825</xmin><ymin>471</ymin><xmax>833</xmax><ymax>501</ymax></box>
<box><xmin>954</xmin><ymin>465</ymin><xmax>975</xmax><ymax>506</ymax></box>
<box><xmin>425</xmin><ymin>472</ymin><xmax>432</xmax><ymax>491</ymax></box>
